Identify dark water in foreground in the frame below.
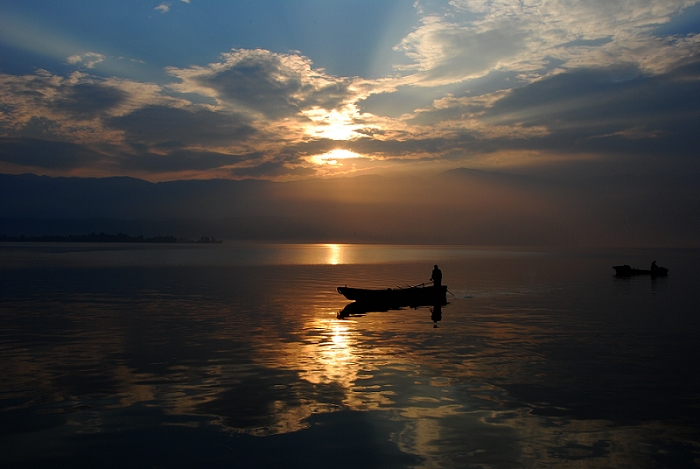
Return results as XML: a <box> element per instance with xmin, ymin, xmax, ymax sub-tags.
<box><xmin>1</xmin><ymin>243</ymin><xmax>699</xmax><ymax>468</ymax></box>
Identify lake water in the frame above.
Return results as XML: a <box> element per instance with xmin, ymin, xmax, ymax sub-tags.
<box><xmin>1</xmin><ymin>243</ymin><xmax>699</xmax><ymax>468</ymax></box>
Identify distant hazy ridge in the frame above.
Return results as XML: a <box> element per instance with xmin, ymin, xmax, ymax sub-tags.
<box><xmin>2</xmin><ymin>171</ymin><xmax>698</xmax><ymax>246</ymax></box>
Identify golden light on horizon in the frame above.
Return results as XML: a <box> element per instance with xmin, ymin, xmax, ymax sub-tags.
<box><xmin>308</xmin><ymin>149</ymin><xmax>361</xmax><ymax>166</ymax></box>
<box><xmin>326</xmin><ymin>243</ymin><xmax>341</xmax><ymax>265</ymax></box>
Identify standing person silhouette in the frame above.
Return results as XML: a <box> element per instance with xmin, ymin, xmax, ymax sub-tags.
<box><xmin>430</xmin><ymin>265</ymin><xmax>442</xmax><ymax>287</ymax></box>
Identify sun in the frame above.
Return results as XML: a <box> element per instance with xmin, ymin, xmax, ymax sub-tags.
<box><xmin>308</xmin><ymin>149</ymin><xmax>361</xmax><ymax>166</ymax></box>
<box><xmin>302</xmin><ymin>108</ymin><xmax>361</xmax><ymax>141</ymax></box>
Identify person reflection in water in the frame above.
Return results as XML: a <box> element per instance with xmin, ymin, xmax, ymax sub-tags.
<box><xmin>431</xmin><ymin>303</ymin><xmax>442</xmax><ymax>328</ymax></box>
<box><xmin>431</xmin><ymin>264</ymin><xmax>442</xmax><ymax>287</ymax></box>
<box><xmin>430</xmin><ymin>265</ymin><xmax>444</xmax><ymax>327</ymax></box>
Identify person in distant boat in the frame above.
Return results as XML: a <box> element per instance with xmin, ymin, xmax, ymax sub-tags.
<box><xmin>651</xmin><ymin>260</ymin><xmax>658</xmax><ymax>272</ymax></box>
<box><xmin>431</xmin><ymin>265</ymin><xmax>442</xmax><ymax>287</ymax></box>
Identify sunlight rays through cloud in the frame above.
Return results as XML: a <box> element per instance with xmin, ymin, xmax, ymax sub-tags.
<box><xmin>0</xmin><ymin>11</ymin><xmax>96</xmax><ymax>65</ymax></box>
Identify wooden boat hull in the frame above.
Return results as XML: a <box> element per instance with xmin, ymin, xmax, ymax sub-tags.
<box><xmin>613</xmin><ymin>265</ymin><xmax>668</xmax><ymax>276</ymax></box>
<box><xmin>337</xmin><ymin>284</ymin><xmax>447</xmax><ymax>307</ymax></box>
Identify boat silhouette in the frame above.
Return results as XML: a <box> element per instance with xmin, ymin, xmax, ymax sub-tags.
<box><xmin>337</xmin><ymin>283</ymin><xmax>447</xmax><ymax>307</ymax></box>
<box><xmin>613</xmin><ymin>264</ymin><xmax>668</xmax><ymax>276</ymax></box>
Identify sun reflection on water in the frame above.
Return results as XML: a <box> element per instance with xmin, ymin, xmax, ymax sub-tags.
<box><xmin>299</xmin><ymin>319</ymin><xmax>357</xmax><ymax>388</ymax></box>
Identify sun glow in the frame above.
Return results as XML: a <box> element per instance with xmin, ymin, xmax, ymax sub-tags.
<box><xmin>308</xmin><ymin>149</ymin><xmax>361</xmax><ymax>166</ymax></box>
<box><xmin>302</xmin><ymin>108</ymin><xmax>361</xmax><ymax>141</ymax></box>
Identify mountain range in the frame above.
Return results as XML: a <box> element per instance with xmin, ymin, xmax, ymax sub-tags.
<box><xmin>2</xmin><ymin>170</ymin><xmax>698</xmax><ymax>246</ymax></box>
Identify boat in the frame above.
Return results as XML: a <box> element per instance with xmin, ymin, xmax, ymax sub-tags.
<box><xmin>337</xmin><ymin>283</ymin><xmax>447</xmax><ymax>307</ymax></box>
<box><xmin>613</xmin><ymin>264</ymin><xmax>668</xmax><ymax>276</ymax></box>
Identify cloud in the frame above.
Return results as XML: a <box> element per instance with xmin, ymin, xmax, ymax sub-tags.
<box><xmin>118</xmin><ymin>149</ymin><xmax>259</xmax><ymax>174</ymax></box>
<box><xmin>229</xmin><ymin>161</ymin><xmax>316</xmax><ymax>179</ymax></box>
<box><xmin>106</xmin><ymin>105</ymin><xmax>255</xmax><ymax>147</ymax></box>
<box><xmin>168</xmin><ymin>49</ymin><xmax>357</xmax><ymax>119</ymax></box>
<box><xmin>395</xmin><ymin>15</ymin><xmax>528</xmax><ymax>86</ymax></box>
<box><xmin>0</xmin><ymin>65</ymin><xmax>341</xmax><ymax>179</ymax></box>
<box><xmin>53</xmin><ymin>83</ymin><xmax>128</xmax><ymax>119</ymax></box>
<box><xmin>479</xmin><ymin>64</ymin><xmax>700</xmax><ymax>155</ymax></box>
<box><xmin>398</xmin><ymin>0</ymin><xmax>700</xmax><ymax>87</ymax></box>
<box><xmin>155</xmin><ymin>3</ymin><xmax>170</xmax><ymax>13</ymax></box>
<box><xmin>385</xmin><ymin>62</ymin><xmax>699</xmax><ymax>173</ymax></box>
<box><xmin>0</xmin><ymin>71</ymin><xmax>172</xmax><ymax>146</ymax></box>
<box><xmin>67</xmin><ymin>52</ymin><xmax>105</xmax><ymax>69</ymax></box>
<box><xmin>0</xmin><ymin>137</ymin><xmax>104</xmax><ymax>170</ymax></box>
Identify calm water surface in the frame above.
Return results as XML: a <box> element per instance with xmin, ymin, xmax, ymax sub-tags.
<box><xmin>1</xmin><ymin>243</ymin><xmax>699</xmax><ymax>468</ymax></box>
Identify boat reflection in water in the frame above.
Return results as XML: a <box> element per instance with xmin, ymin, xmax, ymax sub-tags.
<box><xmin>337</xmin><ymin>283</ymin><xmax>447</xmax><ymax>326</ymax></box>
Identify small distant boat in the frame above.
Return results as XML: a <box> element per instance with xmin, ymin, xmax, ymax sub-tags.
<box><xmin>337</xmin><ymin>283</ymin><xmax>447</xmax><ymax>307</ymax></box>
<box><xmin>613</xmin><ymin>264</ymin><xmax>668</xmax><ymax>276</ymax></box>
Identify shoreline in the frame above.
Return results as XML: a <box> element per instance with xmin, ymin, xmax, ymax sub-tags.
<box><xmin>0</xmin><ymin>233</ymin><xmax>222</xmax><ymax>244</ymax></box>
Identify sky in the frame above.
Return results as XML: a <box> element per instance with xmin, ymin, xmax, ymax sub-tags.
<box><xmin>1</xmin><ymin>0</ymin><xmax>699</xmax><ymax>180</ymax></box>
<box><xmin>1</xmin><ymin>1</ymin><xmax>700</xmax><ymax>246</ymax></box>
